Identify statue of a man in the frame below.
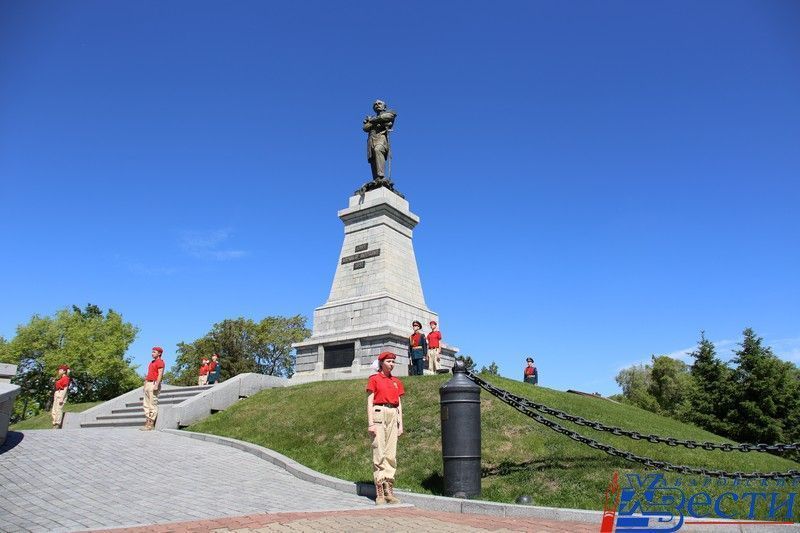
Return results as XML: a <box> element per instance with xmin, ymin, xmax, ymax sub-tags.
<box><xmin>363</xmin><ymin>100</ymin><xmax>397</xmax><ymax>183</ymax></box>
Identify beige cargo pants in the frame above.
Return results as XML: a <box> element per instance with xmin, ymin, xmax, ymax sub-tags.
<box><xmin>143</xmin><ymin>381</ymin><xmax>160</xmax><ymax>422</ymax></box>
<box><xmin>51</xmin><ymin>389</ymin><xmax>67</xmax><ymax>426</ymax></box>
<box><xmin>427</xmin><ymin>347</ymin><xmax>441</xmax><ymax>372</ymax></box>
<box><xmin>371</xmin><ymin>405</ymin><xmax>399</xmax><ymax>482</ymax></box>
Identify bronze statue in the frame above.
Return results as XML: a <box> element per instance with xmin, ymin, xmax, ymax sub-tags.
<box><xmin>357</xmin><ymin>100</ymin><xmax>402</xmax><ymax>196</ymax></box>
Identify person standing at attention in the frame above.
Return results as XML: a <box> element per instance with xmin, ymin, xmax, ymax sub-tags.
<box><xmin>426</xmin><ymin>321</ymin><xmax>442</xmax><ymax>373</ymax></box>
<box><xmin>366</xmin><ymin>351</ymin><xmax>405</xmax><ymax>505</ymax></box>
<box><xmin>51</xmin><ymin>365</ymin><xmax>71</xmax><ymax>429</ymax></box>
<box><xmin>198</xmin><ymin>356</ymin><xmax>210</xmax><ymax>386</ymax></box>
<box><xmin>141</xmin><ymin>347</ymin><xmax>165</xmax><ymax>431</ymax></box>
<box><xmin>523</xmin><ymin>357</ymin><xmax>538</xmax><ymax>385</ymax></box>
<box><xmin>408</xmin><ymin>321</ymin><xmax>427</xmax><ymax>376</ymax></box>
<box><xmin>207</xmin><ymin>353</ymin><xmax>221</xmax><ymax>384</ymax></box>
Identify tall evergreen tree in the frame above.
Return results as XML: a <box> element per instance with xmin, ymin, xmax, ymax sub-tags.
<box><xmin>726</xmin><ymin>328</ymin><xmax>800</xmax><ymax>444</ymax></box>
<box><xmin>687</xmin><ymin>332</ymin><xmax>733</xmax><ymax>435</ymax></box>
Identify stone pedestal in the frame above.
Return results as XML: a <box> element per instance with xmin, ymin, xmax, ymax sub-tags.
<box><xmin>292</xmin><ymin>187</ymin><xmax>457</xmax><ymax>382</ymax></box>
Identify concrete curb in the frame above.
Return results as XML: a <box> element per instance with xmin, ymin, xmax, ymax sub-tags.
<box><xmin>165</xmin><ymin>429</ymin><xmax>603</xmax><ymax>523</ymax></box>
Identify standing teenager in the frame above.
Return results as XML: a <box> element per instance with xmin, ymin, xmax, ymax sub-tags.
<box><xmin>427</xmin><ymin>321</ymin><xmax>442</xmax><ymax>372</ymax></box>
<box><xmin>51</xmin><ymin>365</ymin><xmax>71</xmax><ymax>428</ymax></box>
<box><xmin>366</xmin><ymin>351</ymin><xmax>405</xmax><ymax>505</ymax></box>
<box><xmin>141</xmin><ymin>347</ymin><xmax>165</xmax><ymax>430</ymax></box>
<box><xmin>408</xmin><ymin>321</ymin><xmax>427</xmax><ymax>376</ymax></box>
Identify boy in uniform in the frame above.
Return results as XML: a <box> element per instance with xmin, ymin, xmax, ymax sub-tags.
<box><xmin>427</xmin><ymin>321</ymin><xmax>442</xmax><ymax>372</ymax></box>
<box><xmin>141</xmin><ymin>346</ymin><xmax>165</xmax><ymax>430</ymax></box>
<box><xmin>207</xmin><ymin>353</ymin><xmax>221</xmax><ymax>384</ymax></box>
<box><xmin>51</xmin><ymin>365</ymin><xmax>71</xmax><ymax>428</ymax></box>
<box><xmin>366</xmin><ymin>351</ymin><xmax>405</xmax><ymax>505</ymax></box>
<box><xmin>408</xmin><ymin>321</ymin><xmax>427</xmax><ymax>375</ymax></box>
<box><xmin>524</xmin><ymin>357</ymin><xmax>538</xmax><ymax>385</ymax></box>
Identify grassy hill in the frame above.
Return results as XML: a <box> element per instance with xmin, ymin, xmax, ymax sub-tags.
<box><xmin>10</xmin><ymin>401</ymin><xmax>102</xmax><ymax>430</ymax></box>
<box><xmin>188</xmin><ymin>374</ymin><xmax>800</xmax><ymax>517</ymax></box>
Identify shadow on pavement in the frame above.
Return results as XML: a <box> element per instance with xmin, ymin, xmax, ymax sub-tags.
<box><xmin>0</xmin><ymin>431</ymin><xmax>24</xmax><ymax>455</ymax></box>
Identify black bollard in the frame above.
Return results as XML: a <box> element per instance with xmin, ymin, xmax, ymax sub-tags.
<box><xmin>439</xmin><ymin>359</ymin><xmax>481</xmax><ymax>498</ymax></box>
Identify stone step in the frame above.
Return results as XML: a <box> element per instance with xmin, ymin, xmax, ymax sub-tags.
<box><xmin>168</xmin><ymin>385</ymin><xmax>215</xmax><ymax>392</ymax></box>
<box><xmin>125</xmin><ymin>398</ymin><xmax>187</xmax><ymax>408</ymax></box>
<box><xmin>111</xmin><ymin>407</ymin><xmax>151</xmax><ymax>414</ymax></box>
<box><xmin>138</xmin><ymin>391</ymin><xmax>201</xmax><ymax>401</ymax></box>
<box><xmin>96</xmin><ymin>414</ymin><xmax>147</xmax><ymax>421</ymax></box>
<box><xmin>81</xmin><ymin>420</ymin><xmax>144</xmax><ymax>428</ymax></box>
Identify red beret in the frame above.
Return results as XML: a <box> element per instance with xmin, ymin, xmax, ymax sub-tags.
<box><xmin>58</xmin><ymin>364</ymin><xmax>70</xmax><ymax>371</ymax></box>
<box><xmin>152</xmin><ymin>346</ymin><xmax>164</xmax><ymax>354</ymax></box>
<box><xmin>429</xmin><ymin>320</ymin><xmax>437</xmax><ymax>326</ymax></box>
<box><xmin>212</xmin><ymin>353</ymin><xmax>219</xmax><ymax>358</ymax></box>
<box><xmin>378</xmin><ymin>351</ymin><xmax>396</xmax><ymax>362</ymax></box>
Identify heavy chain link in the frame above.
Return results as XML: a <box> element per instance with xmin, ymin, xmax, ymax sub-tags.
<box><xmin>466</xmin><ymin>372</ymin><xmax>799</xmax><ymax>453</ymax></box>
<box><xmin>466</xmin><ymin>372</ymin><xmax>800</xmax><ymax>479</ymax></box>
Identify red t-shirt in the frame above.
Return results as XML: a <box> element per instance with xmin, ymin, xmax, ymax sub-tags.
<box><xmin>366</xmin><ymin>372</ymin><xmax>405</xmax><ymax>406</ymax></box>
<box><xmin>199</xmin><ymin>364</ymin><xmax>209</xmax><ymax>376</ymax></box>
<box><xmin>208</xmin><ymin>361</ymin><xmax>218</xmax><ymax>372</ymax></box>
<box><xmin>427</xmin><ymin>330</ymin><xmax>442</xmax><ymax>348</ymax></box>
<box><xmin>55</xmin><ymin>375</ymin><xmax>70</xmax><ymax>391</ymax></box>
<box><xmin>146</xmin><ymin>358</ymin><xmax>165</xmax><ymax>381</ymax></box>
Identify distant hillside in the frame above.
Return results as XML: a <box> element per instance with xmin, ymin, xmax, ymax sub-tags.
<box><xmin>189</xmin><ymin>374</ymin><xmax>800</xmax><ymax>517</ymax></box>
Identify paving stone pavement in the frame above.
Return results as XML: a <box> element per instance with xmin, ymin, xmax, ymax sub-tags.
<box><xmin>98</xmin><ymin>508</ymin><xmax>600</xmax><ymax>532</ymax></box>
<box><xmin>0</xmin><ymin>429</ymin><xmax>374</xmax><ymax>532</ymax></box>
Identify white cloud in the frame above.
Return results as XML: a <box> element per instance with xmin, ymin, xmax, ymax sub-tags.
<box><xmin>180</xmin><ymin>229</ymin><xmax>248</xmax><ymax>261</ymax></box>
<box><xmin>770</xmin><ymin>337</ymin><xmax>800</xmax><ymax>362</ymax></box>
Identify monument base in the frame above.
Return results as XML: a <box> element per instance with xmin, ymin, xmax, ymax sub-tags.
<box><xmin>292</xmin><ymin>327</ymin><xmax>456</xmax><ymax>383</ymax></box>
<box><xmin>292</xmin><ymin>186</ymin><xmax>458</xmax><ymax>382</ymax></box>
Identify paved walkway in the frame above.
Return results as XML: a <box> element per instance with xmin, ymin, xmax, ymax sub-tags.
<box><xmin>99</xmin><ymin>508</ymin><xmax>598</xmax><ymax>532</ymax></box>
<box><xmin>0</xmin><ymin>429</ymin><xmax>373</xmax><ymax>532</ymax></box>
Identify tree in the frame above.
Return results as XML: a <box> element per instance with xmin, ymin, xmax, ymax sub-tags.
<box><xmin>615</xmin><ymin>363</ymin><xmax>660</xmax><ymax>413</ymax></box>
<box><xmin>479</xmin><ymin>361</ymin><xmax>500</xmax><ymax>376</ymax></box>
<box><xmin>0</xmin><ymin>304</ymin><xmax>141</xmax><ymax>420</ymax></box>
<box><xmin>688</xmin><ymin>332</ymin><xmax>733</xmax><ymax>436</ymax></box>
<box><xmin>457</xmin><ymin>355</ymin><xmax>476</xmax><ymax>372</ymax></box>
<box><xmin>649</xmin><ymin>355</ymin><xmax>692</xmax><ymax>417</ymax></box>
<box><xmin>726</xmin><ymin>328</ymin><xmax>800</xmax><ymax>444</ymax></box>
<box><xmin>165</xmin><ymin>315</ymin><xmax>310</xmax><ymax>385</ymax></box>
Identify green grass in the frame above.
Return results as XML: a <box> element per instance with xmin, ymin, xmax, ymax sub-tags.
<box><xmin>10</xmin><ymin>402</ymin><xmax>102</xmax><ymax>430</ymax></box>
<box><xmin>188</xmin><ymin>374</ymin><xmax>800</xmax><ymax>519</ymax></box>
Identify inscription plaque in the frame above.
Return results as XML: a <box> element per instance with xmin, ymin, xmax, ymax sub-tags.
<box><xmin>324</xmin><ymin>343</ymin><xmax>355</xmax><ymax>369</ymax></box>
<box><xmin>341</xmin><ymin>248</ymin><xmax>380</xmax><ymax>264</ymax></box>
<box><xmin>353</xmin><ymin>261</ymin><xmax>366</xmax><ymax>270</ymax></box>
<box><xmin>355</xmin><ymin>243</ymin><xmax>369</xmax><ymax>252</ymax></box>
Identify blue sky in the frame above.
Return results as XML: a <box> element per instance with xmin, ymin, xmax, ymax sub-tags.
<box><xmin>1</xmin><ymin>1</ymin><xmax>798</xmax><ymax>395</ymax></box>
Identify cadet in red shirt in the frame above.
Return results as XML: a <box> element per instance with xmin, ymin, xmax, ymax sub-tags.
<box><xmin>427</xmin><ymin>320</ymin><xmax>442</xmax><ymax>372</ymax></box>
<box><xmin>366</xmin><ymin>351</ymin><xmax>405</xmax><ymax>505</ymax></box>
<box><xmin>198</xmin><ymin>357</ymin><xmax>210</xmax><ymax>386</ymax></box>
<box><xmin>51</xmin><ymin>365</ymin><xmax>71</xmax><ymax>428</ymax></box>
<box><xmin>141</xmin><ymin>347</ymin><xmax>165</xmax><ymax>431</ymax></box>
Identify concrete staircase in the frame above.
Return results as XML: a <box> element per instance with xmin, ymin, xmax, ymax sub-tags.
<box><xmin>80</xmin><ymin>386</ymin><xmax>214</xmax><ymax>429</ymax></box>
<box><xmin>63</xmin><ymin>373</ymin><xmax>287</xmax><ymax>430</ymax></box>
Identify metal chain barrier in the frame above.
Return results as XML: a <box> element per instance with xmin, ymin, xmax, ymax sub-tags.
<box><xmin>466</xmin><ymin>372</ymin><xmax>799</xmax><ymax>453</ymax></box>
<box><xmin>466</xmin><ymin>371</ymin><xmax>800</xmax><ymax>479</ymax></box>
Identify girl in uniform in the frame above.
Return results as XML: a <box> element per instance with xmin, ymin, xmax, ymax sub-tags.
<box><xmin>366</xmin><ymin>351</ymin><xmax>405</xmax><ymax>505</ymax></box>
